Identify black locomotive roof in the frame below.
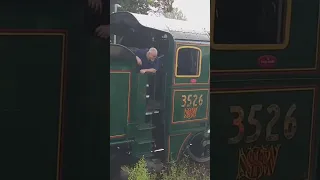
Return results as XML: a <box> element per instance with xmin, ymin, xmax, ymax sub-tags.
<box><xmin>110</xmin><ymin>11</ymin><xmax>210</xmax><ymax>42</ymax></box>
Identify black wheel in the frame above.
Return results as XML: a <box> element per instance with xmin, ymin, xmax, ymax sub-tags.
<box><xmin>185</xmin><ymin>131</ymin><xmax>210</xmax><ymax>163</ymax></box>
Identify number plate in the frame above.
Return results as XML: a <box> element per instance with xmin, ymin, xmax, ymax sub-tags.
<box><xmin>211</xmin><ymin>87</ymin><xmax>317</xmax><ymax>180</ymax></box>
<box><xmin>172</xmin><ymin>89</ymin><xmax>209</xmax><ymax>124</ymax></box>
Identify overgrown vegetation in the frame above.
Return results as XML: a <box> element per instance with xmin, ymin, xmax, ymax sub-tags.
<box><xmin>122</xmin><ymin>156</ymin><xmax>210</xmax><ymax>180</ymax></box>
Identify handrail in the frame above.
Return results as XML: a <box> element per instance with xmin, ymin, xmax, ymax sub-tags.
<box><xmin>110</xmin><ymin>44</ymin><xmax>136</xmax><ymax>66</ymax></box>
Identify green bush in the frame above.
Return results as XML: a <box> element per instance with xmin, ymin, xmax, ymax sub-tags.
<box><xmin>122</xmin><ymin>156</ymin><xmax>210</xmax><ymax>180</ymax></box>
<box><xmin>122</xmin><ymin>157</ymin><xmax>156</xmax><ymax>180</ymax></box>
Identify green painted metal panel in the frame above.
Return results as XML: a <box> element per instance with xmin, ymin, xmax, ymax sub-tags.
<box><xmin>165</xmin><ymin>42</ymin><xmax>210</xmax><ymax>162</ymax></box>
<box><xmin>210</xmin><ymin>82</ymin><xmax>319</xmax><ymax>180</ymax></box>
<box><xmin>168</xmin><ymin>43</ymin><xmax>210</xmax><ymax>133</ymax></box>
<box><xmin>168</xmin><ymin>133</ymin><xmax>191</xmax><ymax>161</ymax></box>
<box><xmin>0</xmin><ymin>33</ymin><xmax>65</xmax><ymax>180</ymax></box>
<box><xmin>129</xmin><ymin>74</ymin><xmax>148</xmax><ymax>126</ymax></box>
<box><xmin>109</xmin><ymin>44</ymin><xmax>150</xmax><ymax>146</ymax></box>
<box><xmin>211</xmin><ymin>0</ymin><xmax>320</xmax><ymax>75</ymax></box>
<box><xmin>110</xmin><ymin>72</ymin><xmax>131</xmax><ymax>137</ymax></box>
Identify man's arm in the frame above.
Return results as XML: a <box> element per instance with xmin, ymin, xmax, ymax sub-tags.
<box><xmin>136</xmin><ymin>56</ymin><xmax>142</xmax><ymax>65</ymax></box>
<box><xmin>141</xmin><ymin>68</ymin><xmax>157</xmax><ymax>73</ymax></box>
<box><xmin>140</xmin><ymin>59</ymin><xmax>159</xmax><ymax>73</ymax></box>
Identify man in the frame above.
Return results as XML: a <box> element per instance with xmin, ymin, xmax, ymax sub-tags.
<box><xmin>135</xmin><ymin>48</ymin><xmax>160</xmax><ymax>74</ymax></box>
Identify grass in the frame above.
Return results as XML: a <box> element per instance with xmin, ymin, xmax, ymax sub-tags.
<box><xmin>122</xmin><ymin>156</ymin><xmax>210</xmax><ymax>180</ymax></box>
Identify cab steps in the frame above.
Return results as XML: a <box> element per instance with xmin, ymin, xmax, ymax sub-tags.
<box><xmin>131</xmin><ymin>123</ymin><xmax>155</xmax><ymax>158</ymax></box>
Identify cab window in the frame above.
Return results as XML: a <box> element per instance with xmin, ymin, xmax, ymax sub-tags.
<box><xmin>213</xmin><ymin>0</ymin><xmax>289</xmax><ymax>44</ymax></box>
<box><xmin>175</xmin><ymin>47</ymin><xmax>201</xmax><ymax>77</ymax></box>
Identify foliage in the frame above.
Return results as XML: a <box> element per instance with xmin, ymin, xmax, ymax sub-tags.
<box><xmin>122</xmin><ymin>157</ymin><xmax>210</xmax><ymax>180</ymax></box>
<box><xmin>162</xmin><ymin>7</ymin><xmax>187</xmax><ymax>21</ymax></box>
<box><xmin>113</xmin><ymin>0</ymin><xmax>152</xmax><ymax>14</ymax></box>
<box><xmin>151</xmin><ymin>0</ymin><xmax>175</xmax><ymax>14</ymax></box>
<box><xmin>160</xmin><ymin>159</ymin><xmax>210</xmax><ymax>180</ymax></box>
<box><xmin>112</xmin><ymin>0</ymin><xmax>187</xmax><ymax>21</ymax></box>
<box><xmin>122</xmin><ymin>156</ymin><xmax>156</xmax><ymax>180</ymax></box>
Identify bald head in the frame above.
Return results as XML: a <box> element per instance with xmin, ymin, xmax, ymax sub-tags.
<box><xmin>147</xmin><ymin>47</ymin><xmax>158</xmax><ymax>61</ymax></box>
<box><xmin>148</xmin><ymin>48</ymin><xmax>158</xmax><ymax>55</ymax></box>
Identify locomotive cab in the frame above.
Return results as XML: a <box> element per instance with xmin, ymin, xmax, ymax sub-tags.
<box><xmin>110</xmin><ymin>12</ymin><xmax>173</xmax><ymax>158</ymax></box>
<box><xmin>112</xmin><ymin>15</ymin><xmax>173</xmax><ymax>122</ymax></box>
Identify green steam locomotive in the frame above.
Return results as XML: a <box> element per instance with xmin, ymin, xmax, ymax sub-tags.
<box><xmin>110</xmin><ymin>11</ymin><xmax>210</xmax><ymax>177</ymax></box>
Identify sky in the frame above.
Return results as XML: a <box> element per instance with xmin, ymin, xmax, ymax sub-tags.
<box><xmin>172</xmin><ymin>0</ymin><xmax>210</xmax><ymax>30</ymax></box>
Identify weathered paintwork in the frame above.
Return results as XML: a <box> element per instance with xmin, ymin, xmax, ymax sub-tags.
<box><xmin>211</xmin><ymin>0</ymin><xmax>320</xmax><ymax>80</ymax></box>
<box><xmin>210</xmin><ymin>81</ymin><xmax>320</xmax><ymax>180</ymax></box>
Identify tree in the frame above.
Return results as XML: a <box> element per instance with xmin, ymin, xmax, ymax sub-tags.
<box><xmin>162</xmin><ymin>7</ymin><xmax>187</xmax><ymax>21</ymax></box>
<box><xmin>151</xmin><ymin>0</ymin><xmax>174</xmax><ymax>14</ymax></box>
<box><xmin>115</xmin><ymin>0</ymin><xmax>151</xmax><ymax>14</ymax></box>
<box><xmin>113</xmin><ymin>0</ymin><xmax>187</xmax><ymax>21</ymax></box>
<box><xmin>114</xmin><ymin>0</ymin><xmax>174</xmax><ymax>15</ymax></box>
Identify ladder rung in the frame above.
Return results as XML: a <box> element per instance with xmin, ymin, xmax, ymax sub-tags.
<box><xmin>110</xmin><ymin>140</ymin><xmax>134</xmax><ymax>146</ymax></box>
<box><xmin>146</xmin><ymin>112</ymin><xmax>153</xmax><ymax>115</ymax></box>
<box><xmin>145</xmin><ymin>110</ymin><xmax>160</xmax><ymax>115</ymax></box>
<box><xmin>137</xmin><ymin>139</ymin><xmax>155</xmax><ymax>145</ymax></box>
<box><xmin>137</xmin><ymin>124</ymin><xmax>156</xmax><ymax>130</ymax></box>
